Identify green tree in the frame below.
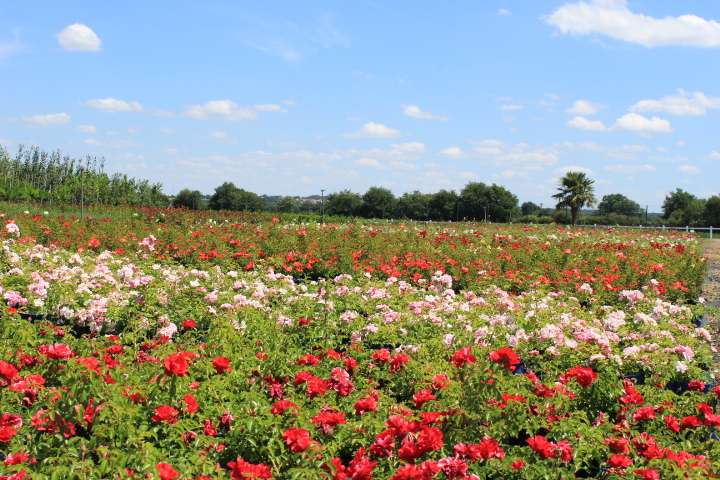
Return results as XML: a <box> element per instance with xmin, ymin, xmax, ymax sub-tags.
<box><xmin>395</xmin><ymin>191</ymin><xmax>431</xmax><ymax>220</ymax></box>
<box><xmin>428</xmin><ymin>190</ymin><xmax>459</xmax><ymax>221</ymax></box>
<box><xmin>208</xmin><ymin>182</ymin><xmax>263</xmax><ymax>211</ymax></box>
<box><xmin>361</xmin><ymin>187</ymin><xmax>396</xmax><ymax>219</ymax></box>
<box><xmin>553</xmin><ymin>171</ymin><xmax>596</xmax><ymax>226</ymax></box>
<box><xmin>597</xmin><ymin>193</ymin><xmax>641</xmax><ymax>217</ymax></box>
<box><xmin>172</xmin><ymin>189</ymin><xmax>203</xmax><ymax>209</ymax></box>
<box><xmin>459</xmin><ymin>182</ymin><xmax>518</xmax><ymax>222</ymax></box>
<box><xmin>704</xmin><ymin>195</ymin><xmax>720</xmax><ymax>227</ymax></box>
<box><xmin>325</xmin><ymin>190</ymin><xmax>363</xmax><ymax>217</ymax></box>
<box><xmin>521</xmin><ymin>201</ymin><xmax>541</xmax><ymax>216</ymax></box>
<box><xmin>275</xmin><ymin>196</ymin><xmax>301</xmax><ymax>213</ymax></box>
<box><xmin>662</xmin><ymin>189</ymin><xmax>699</xmax><ymax>220</ymax></box>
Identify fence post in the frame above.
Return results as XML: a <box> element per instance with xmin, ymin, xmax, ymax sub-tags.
<box><xmin>711</xmin><ymin>226</ymin><xmax>714</xmax><ymax>239</ymax></box>
<box><xmin>685</xmin><ymin>225</ymin><xmax>689</xmax><ymax>233</ymax></box>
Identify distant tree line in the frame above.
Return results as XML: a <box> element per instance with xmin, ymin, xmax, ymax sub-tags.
<box><xmin>175</xmin><ymin>176</ymin><xmax>720</xmax><ymax>227</ymax></box>
<box><xmin>4</xmin><ymin>146</ymin><xmax>714</xmax><ymax>227</ymax></box>
<box><xmin>0</xmin><ymin>146</ymin><xmax>167</xmax><ymax>206</ymax></box>
<box><xmin>175</xmin><ymin>181</ymin><xmax>521</xmax><ymax>222</ymax></box>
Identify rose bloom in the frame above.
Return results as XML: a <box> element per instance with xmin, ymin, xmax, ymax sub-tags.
<box><xmin>163</xmin><ymin>352</ymin><xmax>195</xmax><ymax>376</ymax></box>
<box><xmin>488</xmin><ymin>347</ymin><xmax>520</xmax><ymax>371</ymax></box>
<box><xmin>450</xmin><ymin>347</ymin><xmax>476</xmax><ymax>368</ymax></box>
<box><xmin>0</xmin><ymin>425</ymin><xmax>17</xmax><ymax>443</ymax></box>
<box><xmin>212</xmin><ymin>356</ymin><xmax>232</xmax><ymax>374</ymax></box>
<box><xmin>38</xmin><ymin>343</ymin><xmax>73</xmax><ymax>360</ymax></box>
<box><xmin>562</xmin><ymin>366</ymin><xmax>598</xmax><ymax>388</ymax></box>
<box><xmin>227</xmin><ymin>457</ymin><xmax>272</xmax><ymax>479</ymax></box>
<box><xmin>283</xmin><ymin>427</ymin><xmax>312</xmax><ymax>452</ymax></box>
<box><xmin>0</xmin><ymin>361</ymin><xmax>18</xmax><ymax>385</ymax></box>
<box><xmin>608</xmin><ymin>454</ymin><xmax>633</xmax><ymax>468</ymax></box>
<box><xmin>156</xmin><ymin>463</ymin><xmax>179</xmax><ymax>480</ymax></box>
<box><xmin>152</xmin><ymin>405</ymin><xmax>180</xmax><ymax>424</ymax></box>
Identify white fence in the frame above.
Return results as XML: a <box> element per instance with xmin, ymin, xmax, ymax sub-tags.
<box><xmin>586</xmin><ymin>224</ymin><xmax>715</xmax><ymax>239</ymax></box>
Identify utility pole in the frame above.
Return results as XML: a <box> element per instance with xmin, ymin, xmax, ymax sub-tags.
<box><xmin>483</xmin><ymin>205</ymin><xmax>488</xmax><ymax>223</ymax></box>
<box><xmin>645</xmin><ymin>205</ymin><xmax>648</xmax><ymax>224</ymax></box>
<box><xmin>320</xmin><ymin>189</ymin><xmax>325</xmax><ymax>223</ymax></box>
<box><xmin>80</xmin><ymin>167</ymin><xmax>85</xmax><ymax>220</ymax></box>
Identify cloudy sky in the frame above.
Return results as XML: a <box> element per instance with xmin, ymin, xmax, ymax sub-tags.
<box><xmin>1</xmin><ymin>1</ymin><xmax>719</xmax><ymax>210</ymax></box>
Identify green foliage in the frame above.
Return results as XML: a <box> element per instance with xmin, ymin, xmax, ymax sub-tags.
<box><xmin>553</xmin><ymin>172</ymin><xmax>596</xmax><ymax>226</ymax></box>
<box><xmin>360</xmin><ymin>187</ymin><xmax>396</xmax><ymax>219</ymax></box>
<box><xmin>0</xmin><ymin>145</ymin><xmax>167</xmax><ymax>206</ymax></box>
<box><xmin>172</xmin><ymin>189</ymin><xmax>203</xmax><ymax>210</ymax></box>
<box><xmin>325</xmin><ymin>190</ymin><xmax>363</xmax><ymax>217</ymax></box>
<box><xmin>597</xmin><ymin>193</ymin><xmax>642</xmax><ymax>217</ymax></box>
<box><xmin>459</xmin><ymin>182</ymin><xmax>518</xmax><ymax>222</ymax></box>
<box><xmin>208</xmin><ymin>182</ymin><xmax>264</xmax><ymax>211</ymax></box>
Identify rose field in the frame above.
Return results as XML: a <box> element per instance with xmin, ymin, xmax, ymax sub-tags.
<box><xmin>1</xmin><ymin>207</ymin><xmax>719</xmax><ymax>479</ymax></box>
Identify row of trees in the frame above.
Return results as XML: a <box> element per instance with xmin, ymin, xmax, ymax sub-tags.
<box><xmin>176</xmin><ymin>174</ymin><xmax>720</xmax><ymax>227</ymax></box>
<box><xmin>175</xmin><ymin>182</ymin><xmax>520</xmax><ymax>222</ymax></box>
<box><xmin>3</xmin><ymin>145</ymin><xmax>713</xmax><ymax>227</ymax></box>
<box><xmin>0</xmin><ymin>146</ymin><xmax>167</xmax><ymax>206</ymax></box>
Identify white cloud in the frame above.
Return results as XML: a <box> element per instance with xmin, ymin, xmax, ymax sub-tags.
<box><xmin>210</xmin><ymin>131</ymin><xmax>228</xmax><ymax>140</ymax></box>
<box><xmin>547</xmin><ymin>0</ymin><xmax>720</xmax><ymax>48</ymax></box>
<box><xmin>389</xmin><ymin>142</ymin><xmax>425</xmax><ymax>154</ymax></box>
<box><xmin>349</xmin><ymin>122</ymin><xmax>400</xmax><ymax>139</ymax></box>
<box><xmin>473</xmin><ymin>139</ymin><xmax>504</xmax><ymax>156</ymax></box>
<box><xmin>497</xmin><ymin>8</ymin><xmax>512</xmax><ymax>16</ymax></box>
<box><xmin>402</xmin><ymin>105</ymin><xmax>447</xmax><ymax>121</ymax></box>
<box><xmin>566</xmin><ymin>99</ymin><xmax>600</xmax><ymax>115</ymax></box>
<box><xmin>57</xmin><ymin>23</ymin><xmax>101</xmax><ymax>52</ymax></box>
<box><xmin>184</xmin><ymin>100</ymin><xmax>285</xmax><ymax>120</ymax></box>
<box><xmin>77</xmin><ymin>124</ymin><xmax>96</xmax><ymax>134</ymax></box>
<box><xmin>254</xmin><ymin>103</ymin><xmax>286</xmax><ymax>112</ymax></box>
<box><xmin>24</xmin><ymin>112</ymin><xmax>71</xmax><ymax>126</ymax></box>
<box><xmin>630</xmin><ymin>90</ymin><xmax>720</xmax><ymax>116</ymax></box>
<box><xmin>83</xmin><ymin>138</ymin><xmax>101</xmax><ymax>145</ymax></box>
<box><xmin>567</xmin><ymin>116</ymin><xmax>607</xmax><ymax>131</ymax></box>
<box><xmin>475</xmin><ymin>140</ymin><xmax>559</xmax><ymax>169</ymax></box>
<box><xmin>441</xmin><ymin>146</ymin><xmax>464</xmax><ymax>158</ymax></box>
<box><xmin>709</xmin><ymin>150</ymin><xmax>720</xmax><ymax>160</ymax></box>
<box><xmin>86</xmin><ymin>98</ymin><xmax>143</xmax><ymax>112</ymax></box>
<box><xmin>354</xmin><ymin>157</ymin><xmax>381</xmax><ymax>168</ymax></box>
<box><xmin>555</xmin><ymin>165</ymin><xmax>593</xmax><ymax>175</ymax></box>
<box><xmin>678</xmin><ymin>164</ymin><xmax>700</xmax><ymax>175</ymax></box>
<box><xmin>613</xmin><ymin>113</ymin><xmax>672</xmax><ymax>133</ymax></box>
<box><xmin>604</xmin><ymin>163</ymin><xmax>656</xmax><ymax>174</ymax></box>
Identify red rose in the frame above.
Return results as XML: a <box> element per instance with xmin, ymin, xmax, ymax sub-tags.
<box><xmin>212</xmin><ymin>356</ymin><xmax>232</xmax><ymax>374</ymax></box>
<box><xmin>608</xmin><ymin>454</ymin><xmax>633</xmax><ymax>468</ymax></box>
<box><xmin>38</xmin><ymin>343</ymin><xmax>73</xmax><ymax>360</ymax></box>
<box><xmin>227</xmin><ymin>457</ymin><xmax>272</xmax><ymax>479</ymax></box>
<box><xmin>488</xmin><ymin>347</ymin><xmax>520</xmax><ymax>371</ymax></box>
<box><xmin>0</xmin><ymin>361</ymin><xmax>19</xmax><ymax>385</ymax></box>
<box><xmin>156</xmin><ymin>463</ymin><xmax>179</xmax><ymax>480</ymax></box>
<box><xmin>282</xmin><ymin>427</ymin><xmax>312</xmax><ymax>453</ymax></box>
<box><xmin>183</xmin><ymin>394</ymin><xmax>199</xmax><ymax>414</ymax></box>
<box><xmin>270</xmin><ymin>400</ymin><xmax>299</xmax><ymax>415</ymax></box>
<box><xmin>0</xmin><ymin>425</ymin><xmax>17</xmax><ymax>443</ymax></box>
<box><xmin>562</xmin><ymin>366</ymin><xmax>597</xmax><ymax>388</ymax></box>
<box><xmin>152</xmin><ymin>405</ymin><xmax>179</xmax><ymax>424</ymax></box>
<box><xmin>450</xmin><ymin>347</ymin><xmax>476</xmax><ymax>368</ymax></box>
<box><xmin>163</xmin><ymin>352</ymin><xmax>195</xmax><ymax>376</ymax></box>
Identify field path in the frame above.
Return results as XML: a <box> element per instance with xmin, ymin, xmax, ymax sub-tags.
<box><xmin>703</xmin><ymin>240</ymin><xmax>720</xmax><ymax>380</ymax></box>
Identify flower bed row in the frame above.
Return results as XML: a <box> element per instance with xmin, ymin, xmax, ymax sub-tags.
<box><xmin>1</xmin><ymin>208</ymin><xmax>706</xmax><ymax>305</ymax></box>
<box><xmin>0</xmin><ymin>229</ymin><xmax>717</xmax><ymax>478</ymax></box>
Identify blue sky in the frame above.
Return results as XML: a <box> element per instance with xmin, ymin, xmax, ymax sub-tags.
<box><xmin>1</xmin><ymin>0</ymin><xmax>719</xmax><ymax>210</ymax></box>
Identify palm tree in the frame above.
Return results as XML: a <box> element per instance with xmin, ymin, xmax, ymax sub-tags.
<box><xmin>553</xmin><ymin>171</ymin><xmax>595</xmax><ymax>226</ymax></box>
